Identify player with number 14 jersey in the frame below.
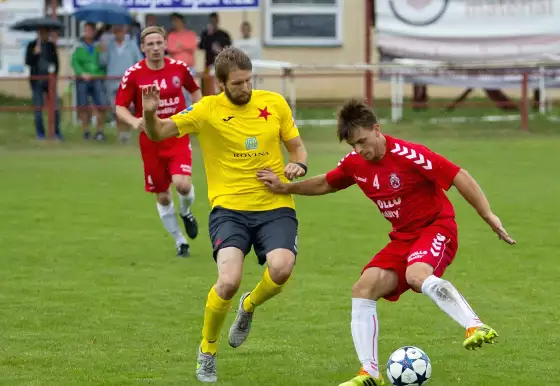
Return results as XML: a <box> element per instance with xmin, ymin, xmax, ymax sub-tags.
<box><xmin>115</xmin><ymin>26</ymin><xmax>202</xmax><ymax>257</ymax></box>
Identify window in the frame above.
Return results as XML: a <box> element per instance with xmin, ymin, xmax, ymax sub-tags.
<box><xmin>264</xmin><ymin>0</ymin><xmax>342</xmax><ymax>47</ymax></box>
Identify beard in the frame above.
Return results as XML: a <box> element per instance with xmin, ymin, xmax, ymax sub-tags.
<box><xmin>224</xmin><ymin>86</ymin><xmax>251</xmax><ymax>105</ymax></box>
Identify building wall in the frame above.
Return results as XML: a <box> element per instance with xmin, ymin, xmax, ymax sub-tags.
<box><xmin>3</xmin><ymin>2</ymin><xmax>557</xmax><ymax>102</ymax></box>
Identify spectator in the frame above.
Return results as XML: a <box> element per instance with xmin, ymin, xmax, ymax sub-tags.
<box><xmin>234</xmin><ymin>21</ymin><xmax>260</xmax><ymax>61</ymax></box>
<box><xmin>96</xmin><ymin>23</ymin><xmax>115</xmax><ymax>125</ymax></box>
<box><xmin>167</xmin><ymin>13</ymin><xmax>198</xmax><ymax>104</ymax></box>
<box><xmin>198</xmin><ymin>12</ymin><xmax>231</xmax><ymax>90</ymax></box>
<box><xmin>130</xmin><ymin>20</ymin><xmax>142</xmax><ymax>48</ymax></box>
<box><xmin>99</xmin><ymin>24</ymin><xmax>143</xmax><ymax>143</ymax></box>
<box><xmin>71</xmin><ymin>22</ymin><xmax>106</xmax><ymax>141</ymax></box>
<box><xmin>234</xmin><ymin>21</ymin><xmax>261</xmax><ymax>88</ymax></box>
<box><xmin>145</xmin><ymin>14</ymin><xmax>157</xmax><ymax>27</ymax></box>
<box><xmin>167</xmin><ymin>13</ymin><xmax>197</xmax><ymax>68</ymax></box>
<box><xmin>25</xmin><ymin>27</ymin><xmax>62</xmax><ymax>140</ymax></box>
<box><xmin>96</xmin><ymin>24</ymin><xmax>114</xmax><ymax>46</ymax></box>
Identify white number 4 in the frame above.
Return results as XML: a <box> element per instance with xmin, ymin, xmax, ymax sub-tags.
<box><xmin>373</xmin><ymin>174</ymin><xmax>380</xmax><ymax>189</ymax></box>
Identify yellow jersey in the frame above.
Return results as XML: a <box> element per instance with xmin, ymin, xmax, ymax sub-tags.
<box><xmin>170</xmin><ymin>90</ymin><xmax>300</xmax><ymax>211</ymax></box>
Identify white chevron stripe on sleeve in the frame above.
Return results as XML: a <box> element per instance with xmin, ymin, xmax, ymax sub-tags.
<box><xmin>391</xmin><ymin>142</ymin><xmax>433</xmax><ymax>171</ymax></box>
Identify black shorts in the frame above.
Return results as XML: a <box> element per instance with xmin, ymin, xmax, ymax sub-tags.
<box><xmin>208</xmin><ymin>206</ymin><xmax>298</xmax><ymax>265</ymax></box>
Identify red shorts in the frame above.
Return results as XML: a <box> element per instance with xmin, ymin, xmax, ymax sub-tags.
<box><xmin>362</xmin><ymin>220</ymin><xmax>458</xmax><ymax>302</ymax></box>
<box><xmin>139</xmin><ymin>132</ymin><xmax>192</xmax><ymax>193</ymax></box>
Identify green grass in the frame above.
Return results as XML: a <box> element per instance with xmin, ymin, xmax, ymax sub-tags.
<box><xmin>0</xmin><ymin>108</ymin><xmax>558</xmax><ymax>385</ymax></box>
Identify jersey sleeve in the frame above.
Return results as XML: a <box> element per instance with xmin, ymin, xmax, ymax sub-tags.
<box><xmin>170</xmin><ymin>96</ymin><xmax>210</xmax><ymax>137</ymax></box>
<box><xmin>325</xmin><ymin>154</ymin><xmax>356</xmax><ymax>190</ymax></box>
<box><xmin>181</xmin><ymin>62</ymin><xmax>199</xmax><ymax>94</ymax></box>
<box><xmin>277</xmin><ymin>95</ymin><xmax>300</xmax><ymax>142</ymax></box>
<box><xmin>114</xmin><ymin>67</ymin><xmax>136</xmax><ymax>107</ymax></box>
<box><xmin>392</xmin><ymin>141</ymin><xmax>460</xmax><ymax>190</ymax></box>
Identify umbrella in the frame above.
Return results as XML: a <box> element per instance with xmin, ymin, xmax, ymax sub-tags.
<box><xmin>73</xmin><ymin>3</ymin><xmax>133</xmax><ymax>25</ymax></box>
<box><xmin>11</xmin><ymin>17</ymin><xmax>64</xmax><ymax>32</ymax></box>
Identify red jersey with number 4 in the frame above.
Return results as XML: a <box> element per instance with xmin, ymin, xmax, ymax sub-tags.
<box><xmin>326</xmin><ymin>135</ymin><xmax>461</xmax><ymax>239</ymax></box>
<box><xmin>114</xmin><ymin>57</ymin><xmax>199</xmax><ymax>147</ymax></box>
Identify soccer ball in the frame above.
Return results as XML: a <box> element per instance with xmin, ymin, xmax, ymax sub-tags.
<box><xmin>386</xmin><ymin>346</ymin><xmax>432</xmax><ymax>386</ymax></box>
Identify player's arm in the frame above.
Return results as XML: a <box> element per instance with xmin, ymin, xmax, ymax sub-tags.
<box><xmin>182</xmin><ymin>65</ymin><xmax>202</xmax><ymax>104</ymax></box>
<box><xmin>143</xmin><ymin>84</ymin><xmax>205</xmax><ymax>141</ymax></box>
<box><xmin>143</xmin><ymin>109</ymin><xmax>180</xmax><ymax>141</ymax></box>
<box><xmin>115</xmin><ymin>105</ymin><xmax>141</xmax><ymax>128</ymax></box>
<box><xmin>257</xmin><ymin>171</ymin><xmax>337</xmax><ymax>196</ymax></box>
<box><xmin>452</xmin><ymin>169</ymin><xmax>492</xmax><ymax>220</ymax></box>
<box><xmin>190</xmin><ymin>89</ymin><xmax>202</xmax><ymax>103</ymax></box>
<box><xmin>452</xmin><ymin>169</ymin><xmax>516</xmax><ymax>245</ymax></box>
<box><xmin>258</xmin><ymin>157</ymin><xmax>354</xmax><ymax>196</ymax></box>
<box><xmin>402</xmin><ymin>142</ymin><xmax>515</xmax><ymax>245</ymax></box>
<box><xmin>114</xmin><ymin>69</ymin><xmax>143</xmax><ymax>130</ymax></box>
<box><xmin>283</xmin><ymin>136</ymin><xmax>308</xmax><ymax>180</ymax></box>
<box><xmin>278</xmin><ymin>98</ymin><xmax>308</xmax><ymax>180</ymax></box>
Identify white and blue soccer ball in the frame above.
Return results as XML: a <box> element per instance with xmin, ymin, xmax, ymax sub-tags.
<box><xmin>386</xmin><ymin>346</ymin><xmax>432</xmax><ymax>386</ymax></box>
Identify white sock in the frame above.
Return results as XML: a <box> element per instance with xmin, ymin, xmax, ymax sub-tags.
<box><xmin>421</xmin><ymin>275</ymin><xmax>484</xmax><ymax>329</ymax></box>
<box><xmin>351</xmin><ymin>298</ymin><xmax>380</xmax><ymax>378</ymax></box>
<box><xmin>156</xmin><ymin>201</ymin><xmax>188</xmax><ymax>247</ymax></box>
<box><xmin>178</xmin><ymin>184</ymin><xmax>195</xmax><ymax>216</ymax></box>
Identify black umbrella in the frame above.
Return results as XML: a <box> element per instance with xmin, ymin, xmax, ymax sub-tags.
<box><xmin>11</xmin><ymin>17</ymin><xmax>63</xmax><ymax>32</ymax></box>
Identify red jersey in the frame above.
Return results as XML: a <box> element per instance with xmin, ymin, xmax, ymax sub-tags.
<box><xmin>114</xmin><ymin>57</ymin><xmax>199</xmax><ymax>146</ymax></box>
<box><xmin>326</xmin><ymin>135</ymin><xmax>461</xmax><ymax>239</ymax></box>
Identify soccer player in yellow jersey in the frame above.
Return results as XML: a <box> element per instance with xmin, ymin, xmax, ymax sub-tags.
<box><xmin>140</xmin><ymin>46</ymin><xmax>308</xmax><ymax>383</ymax></box>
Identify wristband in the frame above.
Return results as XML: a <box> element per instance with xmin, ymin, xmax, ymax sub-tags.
<box><xmin>296</xmin><ymin>162</ymin><xmax>308</xmax><ymax>175</ymax></box>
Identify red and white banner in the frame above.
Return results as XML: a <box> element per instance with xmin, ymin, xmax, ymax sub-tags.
<box><xmin>376</xmin><ymin>0</ymin><xmax>560</xmax><ymax>63</ymax></box>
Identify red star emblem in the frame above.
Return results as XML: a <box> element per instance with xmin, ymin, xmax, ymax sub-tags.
<box><xmin>257</xmin><ymin>106</ymin><xmax>272</xmax><ymax>121</ymax></box>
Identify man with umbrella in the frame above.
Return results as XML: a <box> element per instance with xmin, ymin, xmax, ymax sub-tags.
<box><xmin>71</xmin><ymin>2</ymin><xmax>135</xmax><ymax>141</ymax></box>
<box><xmin>17</xmin><ymin>18</ymin><xmax>63</xmax><ymax>140</ymax></box>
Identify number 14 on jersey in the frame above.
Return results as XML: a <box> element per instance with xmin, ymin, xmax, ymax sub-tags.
<box><xmin>153</xmin><ymin>79</ymin><xmax>167</xmax><ymax>90</ymax></box>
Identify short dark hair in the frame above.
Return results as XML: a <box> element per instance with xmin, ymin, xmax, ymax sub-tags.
<box><xmin>336</xmin><ymin>99</ymin><xmax>378</xmax><ymax>142</ymax></box>
<box><xmin>210</xmin><ymin>12</ymin><xmax>218</xmax><ymax>20</ymax></box>
<box><xmin>214</xmin><ymin>46</ymin><xmax>252</xmax><ymax>83</ymax></box>
<box><xmin>170</xmin><ymin>13</ymin><xmax>183</xmax><ymax>21</ymax></box>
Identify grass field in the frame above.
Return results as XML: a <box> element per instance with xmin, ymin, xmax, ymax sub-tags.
<box><xmin>1</xmin><ymin>107</ymin><xmax>559</xmax><ymax>385</ymax></box>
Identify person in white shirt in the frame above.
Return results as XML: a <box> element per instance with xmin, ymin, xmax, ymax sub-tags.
<box><xmin>234</xmin><ymin>21</ymin><xmax>260</xmax><ymax>61</ymax></box>
<box><xmin>234</xmin><ymin>21</ymin><xmax>261</xmax><ymax>87</ymax></box>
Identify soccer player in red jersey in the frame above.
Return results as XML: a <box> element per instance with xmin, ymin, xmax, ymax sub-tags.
<box><xmin>257</xmin><ymin>99</ymin><xmax>516</xmax><ymax>386</ymax></box>
<box><xmin>115</xmin><ymin>26</ymin><xmax>202</xmax><ymax>257</ymax></box>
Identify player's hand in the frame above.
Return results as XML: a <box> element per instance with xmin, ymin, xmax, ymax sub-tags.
<box><xmin>257</xmin><ymin>168</ymin><xmax>289</xmax><ymax>194</ymax></box>
<box><xmin>485</xmin><ymin>213</ymin><xmax>516</xmax><ymax>245</ymax></box>
<box><xmin>284</xmin><ymin>162</ymin><xmax>306</xmax><ymax>181</ymax></box>
<box><xmin>132</xmin><ymin>118</ymin><xmax>144</xmax><ymax>131</ymax></box>
<box><xmin>142</xmin><ymin>84</ymin><xmax>160</xmax><ymax>113</ymax></box>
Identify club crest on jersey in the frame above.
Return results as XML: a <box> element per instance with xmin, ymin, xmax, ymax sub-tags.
<box><xmin>245</xmin><ymin>136</ymin><xmax>258</xmax><ymax>150</ymax></box>
<box><xmin>389</xmin><ymin>173</ymin><xmax>401</xmax><ymax>189</ymax></box>
<box><xmin>172</xmin><ymin>76</ymin><xmax>181</xmax><ymax>88</ymax></box>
